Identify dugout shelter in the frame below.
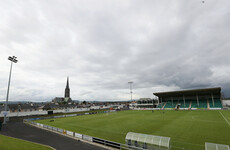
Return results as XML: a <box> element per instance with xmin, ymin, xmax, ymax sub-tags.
<box><xmin>205</xmin><ymin>142</ymin><xmax>229</xmax><ymax>150</ymax></box>
<box><xmin>125</xmin><ymin>132</ymin><xmax>170</xmax><ymax>150</ymax></box>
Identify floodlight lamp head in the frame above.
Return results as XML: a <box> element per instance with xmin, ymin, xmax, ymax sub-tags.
<box><xmin>8</xmin><ymin>56</ymin><xmax>18</xmax><ymax>63</ymax></box>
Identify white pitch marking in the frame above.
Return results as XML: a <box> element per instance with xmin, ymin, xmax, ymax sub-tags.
<box><xmin>219</xmin><ymin>111</ymin><xmax>230</xmax><ymax>126</ymax></box>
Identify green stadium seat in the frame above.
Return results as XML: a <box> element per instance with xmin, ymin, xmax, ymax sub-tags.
<box><xmin>157</xmin><ymin>103</ymin><xmax>163</xmax><ymax>108</ymax></box>
<box><xmin>185</xmin><ymin>101</ymin><xmax>190</xmax><ymax>108</ymax></box>
<box><xmin>164</xmin><ymin>101</ymin><xmax>173</xmax><ymax>108</ymax></box>
<box><xmin>209</xmin><ymin>99</ymin><xmax>214</xmax><ymax>108</ymax></box>
<box><xmin>214</xmin><ymin>99</ymin><xmax>222</xmax><ymax>108</ymax></box>
<box><xmin>177</xmin><ymin>100</ymin><xmax>190</xmax><ymax>108</ymax></box>
<box><xmin>191</xmin><ymin>101</ymin><xmax>198</xmax><ymax>108</ymax></box>
<box><xmin>197</xmin><ymin>99</ymin><xmax>207</xmax><ymax>108</ymax></box>
<box><xmin>163</xmin><ymin>100</ymin><xmax>179</xmax><ymax>108</ymax></box>
<box><xmin>158</xmin><ymin>99</ymin><xmax>221</xmax><ymax>109</ymax></box>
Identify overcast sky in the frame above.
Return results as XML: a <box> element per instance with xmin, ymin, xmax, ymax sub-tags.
<box><xmin>0</xmin><ymin>0</ymin><xmax>230</xmax><ymax>102</ymax></box>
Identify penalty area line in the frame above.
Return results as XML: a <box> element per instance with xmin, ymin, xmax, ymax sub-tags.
<box><xmin>219</xmin><ymin>111</ymin><xmax>230</xmax><ymax>126</ymax></box>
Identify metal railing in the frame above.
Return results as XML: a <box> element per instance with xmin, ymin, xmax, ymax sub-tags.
<box><xmin>24</xmin><ymin>119</ymin><xmax>144</xmax><ymax>150</ymax></box>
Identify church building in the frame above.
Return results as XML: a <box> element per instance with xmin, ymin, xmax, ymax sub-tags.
<box><xmin>52</xmin><ymin>77</ymin><xmax>72</xmax><ymax>103</ymax></box>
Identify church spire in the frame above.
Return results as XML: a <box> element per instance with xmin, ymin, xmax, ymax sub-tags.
<box><xmin>66</xmin><ymin>76</ymin><xmax>69</xmax><ymax>88</ymax></box>
<box><xmin>65</xmin><ymin>76</ymin><xmax>70</xmax><ymax>98</ymax></box>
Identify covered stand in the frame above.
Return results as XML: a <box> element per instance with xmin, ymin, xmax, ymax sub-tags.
<box><xmin>125</xmin><ymin>132</ymin><xmax>170</xmax><ymax>150</ymax></box>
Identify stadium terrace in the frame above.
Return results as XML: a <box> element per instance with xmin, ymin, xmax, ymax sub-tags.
<box><xmin>153</xmin><ymin>87</ymin><xmax>222</xmax><ymax>109</ymax></box>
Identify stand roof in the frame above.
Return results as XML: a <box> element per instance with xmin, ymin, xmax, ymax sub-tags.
<box><xmin>153</xmin><ymin>87</ymin><xmax>221</xmax><ymax>98</ymax></box>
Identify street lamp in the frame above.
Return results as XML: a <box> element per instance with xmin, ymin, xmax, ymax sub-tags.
<box><xmin>128</xmin><ymin>81</ymin><xmax>133</xmax><ymax>101</ymax></box>
<box><xmin>3</xmin><ymin>56</ymin><xmax>18</xmax><ymax>124</ymax></box>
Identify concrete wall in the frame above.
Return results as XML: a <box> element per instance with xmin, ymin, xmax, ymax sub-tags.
<box><xmin>0</xmin><ymin>108</ymin><xmax>89</xmax><ymax>117</ymax></box>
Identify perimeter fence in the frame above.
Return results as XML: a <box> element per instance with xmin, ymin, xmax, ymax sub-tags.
<box><xmin>23</xmin><ymin>110</ymin><xmax>146</xmax><ymax>150</ymax></box>
<box><xmin>24</xmin><ymin>119</ymin><xmax>145</xmax><ymax>149</ymax></box>
<box><xmin>25</xmin><ymin>110</ymin><xmax>116</xmax><ymax>121</ymax></box>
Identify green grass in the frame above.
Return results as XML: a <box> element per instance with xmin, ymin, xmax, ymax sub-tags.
<box><xmin>0</xmin><ymin>134</ymin><xmax>53</xmax><ymax>150</ymax></box>
<box><xmin>36</xmin><ymin>110</ymin><xmax>230</xmax><ymax>150</ymax></box>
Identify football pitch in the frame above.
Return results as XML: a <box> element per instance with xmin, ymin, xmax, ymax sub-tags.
<box><xmin>36</xmin><ymin>110</ymin><xmax>230</xmax><ymax>150</ymax></box>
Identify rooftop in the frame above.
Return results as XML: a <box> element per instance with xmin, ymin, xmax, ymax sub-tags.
<box><xmin>153</xmin><ymin>87</ymin><xmax>221</xmax><ymax>97</ymax></box>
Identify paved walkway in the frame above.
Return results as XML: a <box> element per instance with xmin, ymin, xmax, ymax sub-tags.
<box><xmin>0</xmin><ymin>122</ymin><xmax>107</xmax><ymax>150</ymax></box>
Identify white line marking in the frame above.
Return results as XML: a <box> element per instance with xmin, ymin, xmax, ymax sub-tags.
<box><xmin>219</xmin><ymin>111</ymin><xmax>230</xmax><ymax>126</ymax></box>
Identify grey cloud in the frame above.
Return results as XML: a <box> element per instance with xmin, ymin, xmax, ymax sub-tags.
<box><xmin>0</xmin><ymin>0</ymin><xmax>230</xmax><ymax>101</ymax></box>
